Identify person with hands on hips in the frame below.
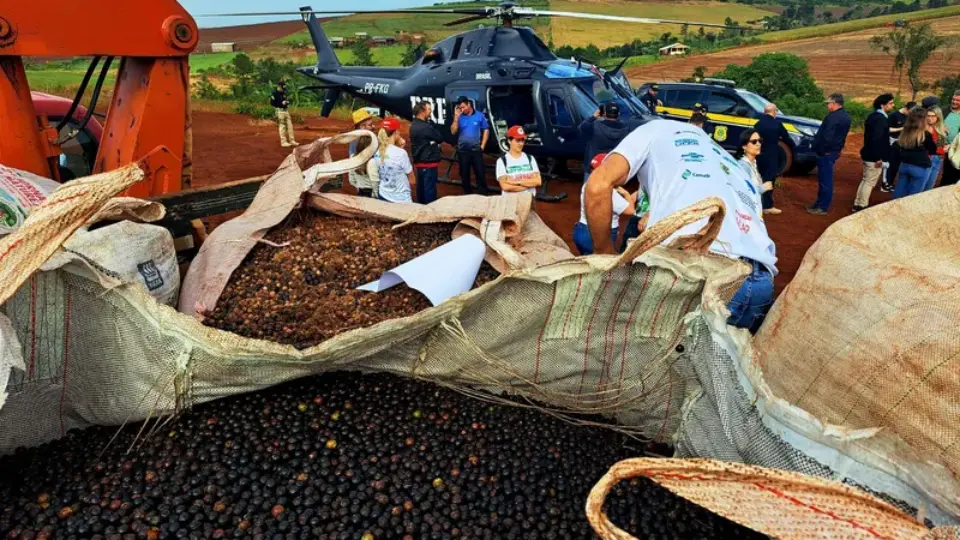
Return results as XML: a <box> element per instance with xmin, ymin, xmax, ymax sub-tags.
<box><xmin>584</xmin><ymin>119</ymin><xmax>778</xmax><ymax>333</ymax></box>
<box><xmin>495</xmin><ymin>126</ymin><xmax>542</xmax><ymax>195</ymax></box>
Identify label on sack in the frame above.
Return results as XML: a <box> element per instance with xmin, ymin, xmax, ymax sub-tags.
<box><xmin>137</xmin><ymin>261</ymin><xmax>165</xmax><ymax>292</ymax></box>
<box><xmin>0</xmin><ymin>165</ymin><xmax>60</xmax><ymax>236</ymax></box>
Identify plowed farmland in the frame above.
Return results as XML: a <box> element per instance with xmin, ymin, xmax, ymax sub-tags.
<box><xmin>627</xmin><ymin>15</ymin><xmax>960</xmax><ymax>100</ymax></box>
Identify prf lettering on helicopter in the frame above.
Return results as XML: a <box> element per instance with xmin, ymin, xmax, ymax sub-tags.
<box><xmin>198</xmin><ymin>3</ymin><xmax>746</xmax><ymax>201</ymax></box>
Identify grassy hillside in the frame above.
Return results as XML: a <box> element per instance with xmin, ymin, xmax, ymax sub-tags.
<box><xmin>547</xmin><ymin>0</ymin><xmax>775</xmax><ymax>47</ymax></box>
<box><xmin>756</xmin><ymin>3</ymin><xmax>960</xmax><ymax>42</ymax></box>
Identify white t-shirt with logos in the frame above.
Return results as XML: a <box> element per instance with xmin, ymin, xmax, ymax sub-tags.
<box><xmin>609</xmin><ymin>119</ymin><xmax>777</xmax><ymax>274</ymax></box>
<box><xmin>374</xmin><ymin>145</ymin><xmax>413</xmax><ymax>203</ymax></box>
<box><xmin>579</xmin><ymin>184</ymin><xmax>629</xmax><ymax>228</ymax></box>
<box><xmin>495</xmin><ymin>152</ymin><xmax>539</xmax><ymax>195</ymax></box>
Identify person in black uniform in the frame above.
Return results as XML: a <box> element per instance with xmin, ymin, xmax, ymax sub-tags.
<box><xmin>270</xmin><ymin>79</ymin><xmax>298</xmax><ymax>148</ymax></box>
<box><xmin>639</xmin><ymin>84</ymin><xmax>661</xmax><ymax>113</ymax></box>
<box><xmin>883</xmin><ymin>101</ymin><xmax>914</xmax><ymax>192</ymax></box>
<box><xmin>579</xmin><ymin>102</ymin><xmax>637</xmax><ymax>181</ymax></box>
<box><xmin>754</xmin><ymin>103</ymin><xmax>790</xmax><ymax>215</ymax></box>
<box><xmin>692</xmin><ymin>102</ymin><xmax>714</xmax><ymax>137</ymax></box>
<box><xmin>410</xmin><ymin>101</ymin><xmax>445</xmax><ymax>204</ymax></box>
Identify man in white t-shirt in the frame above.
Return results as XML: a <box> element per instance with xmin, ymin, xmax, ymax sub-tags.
<box><xmin>495</xmin><ymin>126</ymin><xmax>542</xmax><ymax>196</ymax></box>
<box><xmin>584</xmin><ymin>119</ymin><xmax>778</xmax><ymax>333</ymax></box>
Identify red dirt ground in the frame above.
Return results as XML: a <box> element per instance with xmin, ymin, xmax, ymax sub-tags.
<box><xmin>192</xmin><ymin>110</ymin><xmax>879</xmax><ymax>296</ymax></box>
<box><xmin>196</xmin><ymin>21</ymin><xmax>307</xmax><ymax>52</ymax></box>
<box><xmin>627</xmin><ymin>16</ymin><xmax>960</xmax><ymax>101</ymax></box>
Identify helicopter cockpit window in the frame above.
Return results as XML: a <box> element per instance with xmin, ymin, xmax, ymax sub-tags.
<box><xmin>451</xmin><ymin>37</ymin><xmax>464</xmax><ymax>59</ymax></box>
<box><xmin>547</xmin><ymin>92</ymin><xmax>573</xmax><ymax>127</ymax></box>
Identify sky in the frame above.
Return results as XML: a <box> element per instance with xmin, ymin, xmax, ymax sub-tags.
<box><xmin>180</xmin><ymin>0</ymin><xmax>449</xmax><ymax>28</ymax></box>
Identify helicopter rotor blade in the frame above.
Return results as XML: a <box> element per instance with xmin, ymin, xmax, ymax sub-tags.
<box><xmin>517</xmin><ymin>8</ymin><xmax>749</xmax><ymax>30</ymax></box>
<box><xmin>193</xmin><ymin>9</ymin><xmax>488</xmax><ymax>18</ymax></box>
<box><xmin>443</xmin><ymin>14</ymin><xmax>491</xmax><ymax>27</ymax></box>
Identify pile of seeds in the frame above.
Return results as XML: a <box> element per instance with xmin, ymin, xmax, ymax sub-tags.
<box><xmin>0</xmin><ymin>372</ymin><xmax>768</xmax><ymax>539</ymax></box>
<box><xmin>204</xmin><ymin>212</ymin><xmax>499</xmax><ymax>348</ymax></box>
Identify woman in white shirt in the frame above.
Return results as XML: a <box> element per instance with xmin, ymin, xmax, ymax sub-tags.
<box><xmin>495</xmin><ymin>126</ymin><xmax>542</xmax><ymax>195</ymax></box>
<box><xmin>735</xmin><ymin>128</ymin><xmax>771</xmax><ymax>200</ymax></box>
<box><xmin>374</xmin><ymin>117</ymin><xmax>416</xmax><ymax>203</ymax></box>
<box><xmin>574</xmin><ymin>153</ymin><xmax>637</xmax><ymax>255</ymax></box>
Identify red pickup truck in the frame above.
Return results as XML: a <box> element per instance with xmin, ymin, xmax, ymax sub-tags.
<box><xmin>31</xmin><ymin>91</ymin><xmax>104</xmax><ymax>180</ymax></box>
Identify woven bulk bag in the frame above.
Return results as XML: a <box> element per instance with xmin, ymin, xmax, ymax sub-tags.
<box><xmin>587</xmin><ymin>458</ymin><xmax>960</xmax><ymax>540</ymax></box>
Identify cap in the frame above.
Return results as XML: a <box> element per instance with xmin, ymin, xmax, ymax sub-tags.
<box><xmin>921</xmin><ymin>95</ymin><xmax>940</xmax><ymax>109</ymax></box>
<box><xmin>590</xmin><ymin>152</ymin><xmax>608</xmax><ymax>171</ymax></box>
<box><xmin>603</xmin><ymin>102</ymin><xmax>620</xmax><ymax>119</ymax></box>
<box><xmin>693</xmin><ymin>102</ymin><xmax>708</xmax><ymax>112</ymax></box>
<box><xmin>506</xmin><ymin>125</ymin><xmax>527</xmax><ymax>139</ymax></box>
<box><xmin>650</xmin><ymin>84</ymin><xmax>660</xmax><ymax>91</ymax></box>
<box><xmin>352</xmin><ymin>108</ymin><xmax>374</xmax><ymax>126</ymax></box>
<box><xmin>381</xmin><ymin>117</ymin><xmax>401</xmax><ymax>132</ymax></box>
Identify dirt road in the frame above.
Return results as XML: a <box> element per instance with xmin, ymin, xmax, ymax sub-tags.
<box><xmin>192</xmin><ymin>111</ymin><xmax>881</xmax><ymax>295</ymax></box>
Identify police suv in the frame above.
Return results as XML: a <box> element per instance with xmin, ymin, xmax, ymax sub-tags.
<box><xmin>636</xmin><ymin>78</ymin><xmax>821</xmax><ymax>175</ymax></box>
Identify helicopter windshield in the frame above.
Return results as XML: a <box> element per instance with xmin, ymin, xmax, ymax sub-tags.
<box><xmin>576</xmin><ymin>78</ymin><xmax>648</xmax><ymax>118</ymax></box>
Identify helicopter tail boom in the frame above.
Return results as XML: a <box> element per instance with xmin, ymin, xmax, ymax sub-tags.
<box><xmin>299</xmin><ymin>5</ymin><xmax>340</xmax><ymax>72</ymax></box>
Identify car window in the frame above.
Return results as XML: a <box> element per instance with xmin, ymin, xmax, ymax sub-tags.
<box><xmin>705</xmin><ymin>92</ymin><xmax>740</xmax><ymax>115</ymax></box>
<box><xmin>547</xmin><ymin>91</ymin><xmax>573</xmax><ymax>127</ymax></box>
<box><xmin>673</xmin><ymin>88</ymin><xmax>703</xmax><ymax>109</ymax></box>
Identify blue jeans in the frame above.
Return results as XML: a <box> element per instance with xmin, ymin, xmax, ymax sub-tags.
<box><xmin>727</xmin><ymin>259</ymin><xmax>774</xmax><ymax>334</ymax></box>
<box><xmin>893</xmin><ymin>163</ymin><xmax>931</xmax><ymax>199</ymax></box>
<box><xmin>573</xmin><ymin>222</ymin><xmax>618</xmax><ymax>255</ymax></box>
<box><xmin>416</xmin><ymin>166</ymin><xmax>438</xmax><ymax>204</ymax></box>
<box><xmin>923</xmin><ymin>155</ymin><xmax>942</xmax><ymax>191</ymax></box>
<box><xmin>813</xmin><ymin>152</ymin><xmax>839</xmax><ymax>211</ymax></box>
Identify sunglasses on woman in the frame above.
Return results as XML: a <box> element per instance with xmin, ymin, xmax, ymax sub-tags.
<box><xmin>748</xmin><ymin>137</ymin><xmax>763</xmax><ymax>145</ymax></box>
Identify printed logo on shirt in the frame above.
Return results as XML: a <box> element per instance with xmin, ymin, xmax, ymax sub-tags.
<box><xmin>681</xmin><ymin>152</ymin><xmax>705</xmax><ymax>163</ymax></box>
<box><xmin>731</xmin><ymin>187</ymin><xmax>759</xmax><ymax>213</ymax></box>
<box><xmin>742</xmin><ymin>177</ymin><xmax>757</xmax><ymax>195</ymax></box>
<box><xmin>735</xmin><ymin>210</ymin><xmax>752</xmax><ymax>233</ymax></box>
<box><xmin>681</xmin><ymin>169</ymin><xmax>711</xmax><ymax>180</ymax></box>
<box><xmin>674</xmin><ymin>138</ymin><xmax>699</xmax><ymax>147</ymax></box>
<box><xmin>711</xmin><ymin>147</ymin><xmax>723</xmax><ymax>156</ymax></box>
<box><xmin>719</xmin><ymin>163</ymin><xmax>732</xmax><ymax>176</ymax></box>
<box><xmin>674</xmin><ymin>130</ymin><xmax>703</xmax><ymax>136</ymax></box>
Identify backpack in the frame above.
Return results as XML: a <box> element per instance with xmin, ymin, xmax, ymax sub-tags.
<box><xmin>499</xmin><ymin>153</ymin><xmax>533</xmax><ymax>170</ymax></box>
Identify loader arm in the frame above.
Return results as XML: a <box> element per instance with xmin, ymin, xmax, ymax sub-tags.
<box><xmin>0</xmin><ymin>1</ymin><xmax>198</xmax><ymax>197</ymax></box>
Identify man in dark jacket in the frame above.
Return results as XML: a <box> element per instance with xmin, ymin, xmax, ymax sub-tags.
<box><xmin>579</xmin><ymin>102</ymin><xmax>636</xmax><ymax>180</ymax></box>
<box><xmin>853</xmin><ymin>94</ymin><xmax>896</xmax><ymax>212</ymax></box>
<box><xmin>754</xmin><ymin>103</ymin><xmax>790</xmax><ymax>215</ymax></box>
<box><xmin>410</xmin><ymin>101</ymin><xmax>444</xmax><ymax>204</ymax></box>
<box><xmin>270</xmin><ymin>79</ymin><xmax>298</xmax><ymax>148</ymax></box>
<box><xmin>807</xmin><ymin>93</ymin><xmax>852</xmax><ymax>215</ymax></box>
<box><xmin>639</xmin><ymin>84</ymin><xmax>661</xmax><ymax>114</ymax></box>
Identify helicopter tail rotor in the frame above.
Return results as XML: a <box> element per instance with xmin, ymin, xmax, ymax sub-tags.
<box><xmin>299</xmin><ymin>6</ymin><xmax>340</xmax><ymax>72</ymax></box>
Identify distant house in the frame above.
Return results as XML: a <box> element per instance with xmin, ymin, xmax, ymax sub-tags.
<box><xmin>658</xmin><ymin>43</ymin><xmax>690</xmax><ymax>56</ymax></box>
<box><xmin>371</xmin><ymin>36</ymin><xmax>396</xmax><ymax>45</ymax></box>
<box><xmin>354</xmin><ymin>32</ymin><xmax>368</xmax><ymax>39</ymax></box>
<box><xmin>329</xmin><ymin>37</ymin><xmax>345</xmax><ymax>47</ymax></box>
<box><xmin>211</xmin><ymin>42</ymin><xmax>236</xmax><ymax>53</ymax></box>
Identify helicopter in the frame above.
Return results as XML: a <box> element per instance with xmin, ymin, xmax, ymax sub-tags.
<box><xmin>200</xmin><ymin>4</ymin><xmax>745</xmax><ymax>199</ymax></box>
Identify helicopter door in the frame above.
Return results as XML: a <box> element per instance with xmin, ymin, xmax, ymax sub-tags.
<box><xmin>542</xmin><ymin>87</ymin><xmax>580</xmax><ymax>156</ymax></box>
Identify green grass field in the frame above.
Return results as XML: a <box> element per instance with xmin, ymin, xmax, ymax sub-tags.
<box><xmin>333</xmin><ymin>44</ymin><xmax>407</xmax><ymax>66</ymax></box>
<box><xmin>190</xmin><ymin>52</ymin><xmax>240</xmax><ymax>72</ymax></box>
<box><xmin>757</xmin><ymin>3</ymin><xmax>960</xmax><ymax>42</ymax></box>
<box><xmin>547</xmin><ymin>0</ymin><xmax>775</xmax><ymax>48</ymax></box>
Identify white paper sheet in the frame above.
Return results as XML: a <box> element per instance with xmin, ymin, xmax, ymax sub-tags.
<box><xmin>357</xmin><ymin>234</ymin><xmax>487</xmax><ymax>306</ymax></box>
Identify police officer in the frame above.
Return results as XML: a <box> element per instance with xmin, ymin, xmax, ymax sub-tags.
<box><xmin>692</xmin><ymin>102</ymin><xmax>714</xmax><ymax>136</ymax></box>
<box><xmin>579</xmin><ymin>102</ymin><xmax>637</xmax><ymax>181</ymax></box>
<box><xmin>639</xmin><ymin>84</ymin><xmax>662</xmax><ymax>113</ymax></box>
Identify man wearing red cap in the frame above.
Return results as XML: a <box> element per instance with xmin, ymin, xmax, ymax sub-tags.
<box><xmin>573</xmin><ymin>153</ymin><xmax>637</xmax><ymax>255</ymax></box>
<box><xmin>495</xmin><ymin>126</ymin><xmax>542</xmax><ymax>195</ymax></box>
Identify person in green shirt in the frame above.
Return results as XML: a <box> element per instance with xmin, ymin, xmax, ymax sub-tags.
<box><xmin>943</xmin><ymin>91</ymin><xmax>960</xmax><ymax>186</ymax></box>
